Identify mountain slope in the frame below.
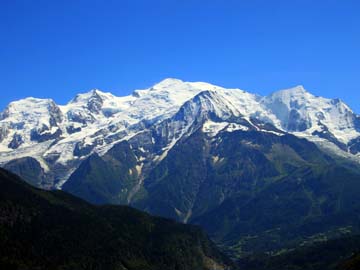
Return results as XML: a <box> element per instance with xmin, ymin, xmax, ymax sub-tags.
<box><xmin>238</xmin><ymin>234</ymin><xmax>360</xmax><ymax>270</ymax></box>
<box><xmin>134</xmin><ymin>125</ymin><xmax>360</xmax><ymax>257</ymax></box>
<box><xmin>61</xmin><ymin>112</ymin><xmax>360</xmax><ymax>258</ymax></box>
<box><xmin>0</xmin><ymin>168</ymin><xmax>234</xmax><ymax>270</ymax></box>
<box><xmin>62</xmin><ymin>141</ymin><xmax>139</xmax><ymax>204</ymax></box>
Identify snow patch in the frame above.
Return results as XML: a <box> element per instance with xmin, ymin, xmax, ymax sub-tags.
<box><xmin>226</xmin><ymin>123</ymin><xmax>249</xmax><ymax>132</ymax></box>
<box><xmin>202</xmin><ymin>120</ymin><xmax>228</xmax><ymax>136</ymax></box>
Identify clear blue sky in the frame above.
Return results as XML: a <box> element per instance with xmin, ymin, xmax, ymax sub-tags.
<box><xmin>1</xmin><ymin>0</ymin><xmax>359</xmax><ymax>111</ymax></box>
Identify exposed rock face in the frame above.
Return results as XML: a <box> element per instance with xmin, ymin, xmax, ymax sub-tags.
<box><xmin>287</xmin><ymin>108</ymin><xmax>311</xmax><ymax>131</ymax></box>
<box><xmin>66</xmin><ymin>125</ymin><xmax>81</xmax><ymax>134</ymax></box>
<box><xmin>3</xmin><ymin>157</ymin><xmax>46</xmax><ymax>187</ymax></box>
<box><xmin>73</xmin><ymin>137</ymin><xmax>104</xmax><ymax>157</ymax></box>
<box><xmin>30</xmin><ymin>125</ymin><xmax>62</xmax><ymax>142</ymax></box>
<box><xmin>48</xmin><ymin>100</ymin><xmax>63</xmax><ymax>126</ymax></box>
<box><xmin>0</xmin><ymin>124</ymin><xmax>9</xmax><ymax>143</ymax></box>
<box><xmin>349</xmin><ymin>136</ymin><xmax>360</xmax><ymax>154</ymax></box>
<box><xmin>86</xmin><ymin>90</ymin><xmax>104</xmax><ymax>113</ymax></box>
<box><xmin>8</xmin><ymin>133</ymin><xmax>23</xmax><ymax>149</ymax></box>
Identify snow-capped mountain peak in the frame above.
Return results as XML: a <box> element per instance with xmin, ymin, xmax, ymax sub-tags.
<box><xmin>69</xmin><ymin>88</ymin><xmax>116</xmax><ymax>105</ymax></box>
<box><xmin>148</xmin><ymin>78</ymin><xmax>224</xmax><ymax>93</ymax></box>
<box><xmin>273</xmin><ymin>84</ymin><xmax>308</xmax><ymax>95</ymax></box>
<box><xmin>151</xmin><ymin>78</ymin><xmax>185</xmax><ymax>90</ymax></box>
<box><xmin>265</xmin><ymin>85</ymin><xmax>311</xmax><ymax>106</ymax></box>
<box><xmin>1</xmin><ymin>97</ymin><xmax>62</xmax><ymax>126</ymax></box>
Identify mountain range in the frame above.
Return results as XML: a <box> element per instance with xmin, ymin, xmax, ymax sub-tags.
<box><xmin>1</xmin><ymin>78</ymin><xmax>360</xmax><ymax>259</ymax></box>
